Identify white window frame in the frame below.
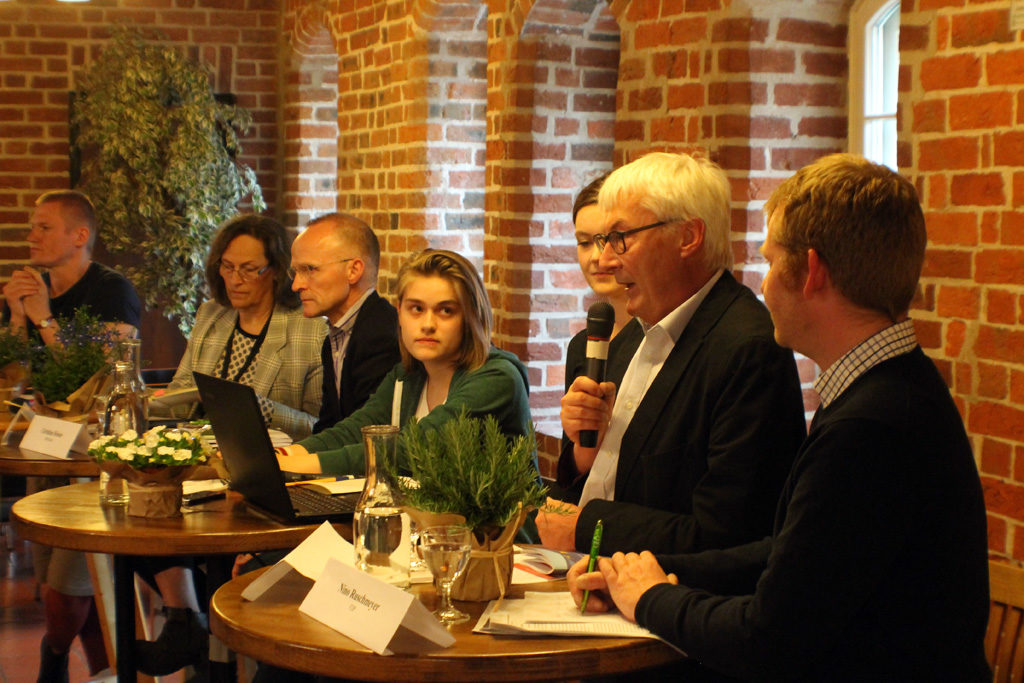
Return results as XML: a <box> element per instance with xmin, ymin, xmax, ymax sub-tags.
<box><xmin>849</xmin><ymin>0</ymin><xmax>900</xmax><ymax>169</ymax></box>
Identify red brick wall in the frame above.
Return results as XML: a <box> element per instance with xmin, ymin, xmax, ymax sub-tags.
<box><xmin>282</xmin><ymin>0</ymin><xmax>339</xmax><ymax>230</ymax></box>
<box><xmin>900</xmin><ymin>0</ymin><xmax>1024</xmax><ymax>561</ymax></box>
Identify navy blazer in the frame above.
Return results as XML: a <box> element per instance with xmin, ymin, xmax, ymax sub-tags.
<box><xmin>313</xmin><ymin>290</ymin><xmax>400</xmax><ymax>433</ymax></box>
<box><xmin>571</xmin><ymin>272</ymin><xmax>807</xmax><ymax>555</ymax></box>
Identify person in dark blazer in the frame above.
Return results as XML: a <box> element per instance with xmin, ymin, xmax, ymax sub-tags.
<box><xmin>289</xmin><ymin>212</ymin><xmax>400</xmax><ymax>433</ymax></box>
<box><xmin>567</xmin><ymin>154</ymin><xmax>990</xmax><ymax>682</ymax></box>
<box><xmin>538</xmin><ymin>152</ymin><xmax>806</xmax><ymax>556</ymax></box>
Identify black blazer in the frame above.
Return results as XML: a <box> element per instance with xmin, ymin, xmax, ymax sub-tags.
<box><xmin>313</xmin><ymin>290</ymin><xmax>401</xmax><ymax>433</ymax></box>
<box><xmin>636</xmin><ymin>349</ymin><xmax>990</xmax><ymax>681</ymax></box>
<box><xmin>569</xmin><ymin>272</ymin><xmax>807</xmax><ymax>555</ymax></box>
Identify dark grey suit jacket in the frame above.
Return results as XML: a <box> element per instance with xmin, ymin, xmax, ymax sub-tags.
<box><xmin>567</xmin><ymin>272</ymin><xmax>807</xmax><ymax>555</ymax></box>
<box><xmin>313</xmin><ymin>290</ymin><xmax>400</xmax><ymax>433</ymax></box>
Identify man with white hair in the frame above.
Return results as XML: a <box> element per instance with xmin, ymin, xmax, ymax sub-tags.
<box><xmin>540</xmin><ymin>152</ymin><xmax>806</xmax><ymax>556</ymax></box>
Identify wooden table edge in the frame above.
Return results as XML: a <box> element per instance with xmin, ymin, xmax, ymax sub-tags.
<box><xmin>211</xmin><ymin>568</ymin><xmax>684</xmax><ymax>682</ymax></box>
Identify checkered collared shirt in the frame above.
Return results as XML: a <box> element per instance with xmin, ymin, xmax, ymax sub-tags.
<box><xmin>814</xmin><ymin>319</ymin><xmax>918</xmax><ymax>409</ymax></box>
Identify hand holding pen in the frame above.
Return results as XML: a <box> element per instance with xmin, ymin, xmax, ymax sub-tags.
<box><xmin>569</xmin><ymin>547</ymin><xmax>680</xmax><ymax>623</ymax></box>
<box><xmin>580</xmin><ymin>519</ymin><xmax>603</xmax><ymax>613</ymax></box>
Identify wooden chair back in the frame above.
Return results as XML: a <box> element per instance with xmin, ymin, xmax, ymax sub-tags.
<box><xmin>988</xmin><ymin>560</ymin><xmax>1024</xmax><ymax>682</ymax></box>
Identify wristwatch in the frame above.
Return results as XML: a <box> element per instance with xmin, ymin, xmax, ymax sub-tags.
<box><xmin>37</xmin><ymin>317</ymin><xmax>56</xmax><ymax>329</ymax></box>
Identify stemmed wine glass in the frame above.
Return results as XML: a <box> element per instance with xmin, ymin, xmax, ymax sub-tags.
<box><xmin>408</xmin><ymin>519</ymin><xmax>426</xmax><ymax>572</ymax></box>
<box><xmin>420</xmin><ymin>525</ymin><xmax>472</xmax><ymax>625</ymax></box>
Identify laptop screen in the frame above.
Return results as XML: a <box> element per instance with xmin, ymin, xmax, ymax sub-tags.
<box><xmin>192</xmin><ymin>372</ymin><xmax>297</xmax><ymax>521</ymax></box>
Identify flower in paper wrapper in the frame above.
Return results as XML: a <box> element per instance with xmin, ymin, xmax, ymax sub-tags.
<box><xmin>90</xmin><ymin>425</ymin><xmax>208</xmax><ymax>518</ymax></box>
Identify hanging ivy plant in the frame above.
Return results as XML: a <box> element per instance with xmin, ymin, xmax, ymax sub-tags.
<box><xmin>71</xmin><ymin>26</ymin><xmax>265</xmax><ymax>335</ymax></box>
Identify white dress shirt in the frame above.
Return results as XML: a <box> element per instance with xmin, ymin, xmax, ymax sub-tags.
<box><xmin>579</xmin><ymin>270</ymin><xmax>724</xmax><ymax>508</ymax></box>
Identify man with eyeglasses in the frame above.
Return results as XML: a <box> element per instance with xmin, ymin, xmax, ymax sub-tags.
<box><xmin>538</xmin><ymin>152</ymin><xmax>806</xmax><ymax>558</ymax></box>
<box><xmin>290</xmin><ymin>212</ymin><xmax>400</xmax><ymax>432</ymax></box>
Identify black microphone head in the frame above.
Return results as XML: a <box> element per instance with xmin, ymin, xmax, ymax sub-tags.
<box><xmin>585</xmin><ymin>301</ymin><xmax>615</xmax><ymax>341</ymax></box>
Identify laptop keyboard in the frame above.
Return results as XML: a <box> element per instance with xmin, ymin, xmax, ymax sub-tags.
<box><xmin>288</xmin><ymin>486</ymin><xmax>357</xmax><ymax>515</ymax></box>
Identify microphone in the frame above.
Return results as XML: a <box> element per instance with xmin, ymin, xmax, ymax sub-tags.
<box><xmin>579</xmin><ymin>301</ymin><xmax>615</xmax><ymax>448</ymax></box>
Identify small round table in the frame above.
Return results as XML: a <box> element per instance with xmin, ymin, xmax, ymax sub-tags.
<box><xmin>12</xmin><ymin>481</ymin><xmax>333</xmax><ymax>683</ymax></box>
<box><xmin>211</xmin><ymin>569</ymin><xmax>684</xmax><ymax>681</ymax></box>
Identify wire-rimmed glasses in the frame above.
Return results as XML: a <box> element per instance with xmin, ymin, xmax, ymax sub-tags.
<box><xmin>218</xmin><ymin>261</ymin><xmax>270</xmax><ymax>283</ymax></box>
<box><xmin>287</xmin><ymin>257</ymin><xmax>354</xmax><ymax>280</ymax></box>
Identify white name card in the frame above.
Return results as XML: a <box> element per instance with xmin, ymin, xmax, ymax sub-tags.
<box><xmin>300</xmin><ymin>557</ymin><xmax>455</xmax><ymax>656</ymax></box>
<box><xmin>20</xmin><ymin>414</ymin><xmax>91</xmax><ymax>458</ymax></box>
<box><xmin>242</xmin><ymin>521</ymin><xmax>354</xmax><ymax>602</ymax></box>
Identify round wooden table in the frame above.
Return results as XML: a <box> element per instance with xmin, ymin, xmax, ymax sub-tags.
<box><xmin>211</xmin><ymin>570</ymin><xmax>683</xmax><ymax>681</ymax></box>
<box><xmin>12</xmin><ymin>481</ymin><xmax>335</xmax><ymax>683</ymax></box>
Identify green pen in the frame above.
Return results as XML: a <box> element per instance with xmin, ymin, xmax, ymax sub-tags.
<box><xmin>579</xmin><ymin>519</ymin><xmax>603</xmax><ymax>614</ymax></box>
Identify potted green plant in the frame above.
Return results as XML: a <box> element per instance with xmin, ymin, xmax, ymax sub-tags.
<box><xmin>30</xmin><ymin>308</ymin><xmax>116</xmax><ymax>418</ymax></box>
<box><xmin>399</xmin><ymin>410</ymin><xmax>546</xmax><ymax>600</ymax></box>
<box><xmin>71</xmin><ymin>26</ymin><xmax>265</xmax><ymax>334</ymax></box>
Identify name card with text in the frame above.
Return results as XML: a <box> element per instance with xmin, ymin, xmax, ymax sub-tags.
<box><xmin>20</xmin><ymin>414</ymin><xmax>91</xmax><ymax>458</ymax></box>
<box><xmin>300</xmin><ymin>557</ymin><xmax>455</xmax><ymax>656</ymax></box>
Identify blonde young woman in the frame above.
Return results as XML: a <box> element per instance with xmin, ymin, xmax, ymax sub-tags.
<box><xmin>276</xmin><ymin>248</ymin><xmax>533</xmax><ymax>475</ymax></box>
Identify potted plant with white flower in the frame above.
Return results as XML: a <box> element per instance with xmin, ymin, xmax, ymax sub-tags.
<box><xmin>89</xmin><ymin>425</ymin><xmax>208</xmax><ymax>517</ymax></box>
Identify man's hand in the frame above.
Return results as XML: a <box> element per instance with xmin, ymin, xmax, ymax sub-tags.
<box><xmin>2</xmin><ymin>268</ymin><xmax>45</xmax><ymax>325</ymax></box>
<box><xmin>10</xmin><ymin>267</ymin><xmax>52</xmax><ymax>326</ymax></box>
<box><xmin>567</xmin><ymin>554</ymin><xmax>614</xmax><ymax>613</ymax></box>
<box><xmin>593</xmin><ymin>551</ymin><xmax>678</xmax><ymax>622</ymax></box>
<box><xmin>536</xmin><ymin>497</ymin><xmax>581</xmax><ymax>551</ymax></box>
<box><xmin>561</xmin><ymin>376</ymin><xmax>616</xmax><ymax>473</ymax></box>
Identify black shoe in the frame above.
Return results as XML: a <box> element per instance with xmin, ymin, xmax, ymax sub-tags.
<box><xmin>37</xmin><ymin>636</ymin><xmax>69</xmax><ymax>683</ymax></box>
<box><xmin>134</xmin><ymin>606</ymin><xmax>209</xmax><ymax>676</ymax></box>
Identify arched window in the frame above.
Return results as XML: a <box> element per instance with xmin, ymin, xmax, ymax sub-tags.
<box><xmin>849</xmin><ymin>0</ymin><xmax>900</xmax><ymax>169</ymax></box>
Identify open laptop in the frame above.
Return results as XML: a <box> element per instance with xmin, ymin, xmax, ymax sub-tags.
<box><xmin>193</xmin><ymin>372</ymin><xmax>358</xmax><ymax>524</ymax></box>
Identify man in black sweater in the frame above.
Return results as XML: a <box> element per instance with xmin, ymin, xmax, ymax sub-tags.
<box><xmin>568</xmin><ymin>154</ymin><xmax>991</xmax><ymax>682</ymax></box>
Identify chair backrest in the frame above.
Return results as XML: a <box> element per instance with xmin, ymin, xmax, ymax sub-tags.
<box><xmin>988</xmin><ymin>560</ymin><xmax>1024</xmax><ymax>682</ymax></box>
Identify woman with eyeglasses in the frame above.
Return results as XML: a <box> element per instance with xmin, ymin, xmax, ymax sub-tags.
<box><xmin>136</xmin><ymin>215</ymin><xmax>328</xmax><ymax>678</ymax></box>
<box><xmin>164</xmin><ymin>214</ymin><xmax>327</xmax><ymax>440</ymax></box>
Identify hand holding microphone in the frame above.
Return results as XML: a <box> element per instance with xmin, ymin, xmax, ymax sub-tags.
<box><xmin>579</xmin><ymin>301</ymin><xmax>615</xmax><ymax>448</ymax></box>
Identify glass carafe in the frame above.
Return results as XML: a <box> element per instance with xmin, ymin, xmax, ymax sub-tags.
<box><xmin>104</xmin><ymin>360</ymin><xmax>148</xmax><ymax>435</ymax></box>
<box><xmin>353</xmin><ymin>425</ymin><xmax>410</xmax><ymax>587</ymax></box>
<box><xmin>98</xmin><ymin>360</ymin><xmax>148</xmax><ymax>506</ymax></box>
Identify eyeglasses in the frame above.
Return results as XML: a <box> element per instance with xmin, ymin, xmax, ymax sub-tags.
<box><xmin>287</xmin><ymin>258</ymin><xmax>354</xmax><ymax>280</ymax></box>
<box><xmin>218</xmin><ymin>261</ymin><xmax>270</xmax><ymax>283</ymax></box>
<box><xmin>592</xmin><ymin>220</ymin><xmax>682</xmax><ymax>255</ymax></box>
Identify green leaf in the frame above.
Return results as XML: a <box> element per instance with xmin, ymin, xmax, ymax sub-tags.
<box><xmin>71</xmin><ymin>27</ymin><xmax>265</xmax><ymax>335</ymax></box>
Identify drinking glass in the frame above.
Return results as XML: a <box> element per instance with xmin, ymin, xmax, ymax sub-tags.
<box><xmin>421</xmin><ymin>525</ymin><xmax>472</xmax><ymax>625</ymax></box>
<box><xmin>409</xmin><ymin>519</ymin><xmax>426</xmax><ymax>571</ymax></box>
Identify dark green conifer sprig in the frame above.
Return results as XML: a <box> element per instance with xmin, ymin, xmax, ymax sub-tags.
<box><xmin>400</xmin><ymin>409</ymin><xmax>546</xmax><ymax>537</ymax></box>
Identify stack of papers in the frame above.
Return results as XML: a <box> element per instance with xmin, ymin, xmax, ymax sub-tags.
<box><xmin>474</xmin><ymin>591</ymin><xmax>665</xmax><ymax>640</ymax></box>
